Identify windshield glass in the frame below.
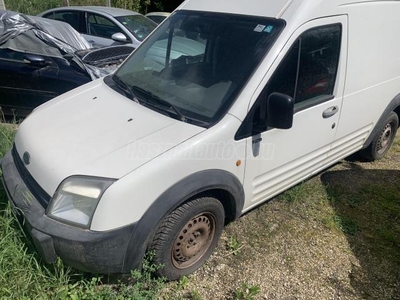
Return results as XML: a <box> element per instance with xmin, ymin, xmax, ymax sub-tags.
<box><xmin>147</xmin><ymin>15</ymin><xmax>167</xmax><ymax>24</ymax></box>
<box><xmin>116</xmin><ymin>15</ymin><xmax>157</xmax><ymax>41</ymax></box>
<box><xmin>114</xmin><ymin>11</ymin><xmax>284</xmax><ymax>126</ymax></box>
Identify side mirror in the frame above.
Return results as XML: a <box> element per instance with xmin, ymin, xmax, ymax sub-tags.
<box><xmin>23</xmin><ymin>54</ymin><xmax>49</xmax><ymax>67</ymax></box>
<box><xmin>267</xmin><ymin>92</ymin><xmax>294</xmax><ymax>129</ymax></box>
<box><xmin>111</xmin><ymin>32</ymin><xmax>127</xmax><ymax>43</ymax></box>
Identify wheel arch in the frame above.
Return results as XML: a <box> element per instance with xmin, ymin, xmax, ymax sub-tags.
<box><xmin>362</xmin><ymin>93</ymin><xmax>400</xmax><ymax>149</ymax></box>
<box><xmin>121</xmin><ymin>169</ymin><xmax>244</xmax><ymax>272</ymax></box>
<box><xmin>394</xmin><ymin>105</ymin><xmax>400</xmax><ymax>126</ymax></box>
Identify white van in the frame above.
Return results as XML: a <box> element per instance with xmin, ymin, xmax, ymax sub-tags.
<box><xmin>1</xmin><ymin>0</ymin><xmax>399</xmax><ymax>280</ymax></box>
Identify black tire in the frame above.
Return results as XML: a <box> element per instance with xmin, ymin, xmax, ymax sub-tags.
<box><xmin>361</xmin><ymin>111</ymin><xmax>399</xmax><ymax>161</ymax></box>
<box><xmin>149</xmin><ymin>197</ymin><xmax>225</xmax><ymax>280</ymax></box>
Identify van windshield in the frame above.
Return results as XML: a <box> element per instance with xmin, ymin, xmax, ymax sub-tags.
<box><xmin>113</xmin><ymin>11</ymin><xmax>284</xmax><ymax>126</ymax></box>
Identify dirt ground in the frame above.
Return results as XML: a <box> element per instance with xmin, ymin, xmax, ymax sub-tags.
<box><xmin>164</xmin><ymin>133</ymin><xmax>400</xmax><ymax>300</ymax></box>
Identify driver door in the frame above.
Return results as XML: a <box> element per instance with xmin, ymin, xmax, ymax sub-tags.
<box><xmin>0</xmin><ymin>50</ymin><xmax>57</xmax><ymax>116</ymax></box>
<box><xmin>240</xmin><ymin>16</ymin><xmax>348</xmax><ymax>211</ymax></box>
<box><xmin>84</xmin><ymin>13</ymin><xmax>125</xmax><ymax>47</ymax></box>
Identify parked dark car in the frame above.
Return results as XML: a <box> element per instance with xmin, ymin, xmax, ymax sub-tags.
<box><xmin>0</xmin><ymin>10</ymin><xmax>134</xmax><ymax>117</ymax></box>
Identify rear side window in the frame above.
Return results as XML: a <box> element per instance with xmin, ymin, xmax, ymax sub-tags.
<box><xmin>44</xmin><ymin>11</ymin><xmax>82</xmax><ymax>32</ymax></box>
<box><xmin>0</xmin><ymin>49</ymin><xmax>28</xmax><ymax>62</ymax></box>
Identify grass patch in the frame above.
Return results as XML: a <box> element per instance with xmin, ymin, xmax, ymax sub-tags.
<box><xmin>226</xmin><ymin>236</ymin><xmax>242</xmax><ymax>256</ymax></box>
<box><xmin>233</xmin><ymin>282</ymin><xmax>261</xmax><ymax>300</ymax></box>
<box><xmin>326</xmin><ymin>180</ymin><xmax>400</xmax><ymax>251</ymax></box>
<box><xmin>276</xmin><ymin>179</ymin><xmax>339</xmax><ymax>230</ymax></box>
<box><xmin>0</xmin><ymin>123</ymin><xmax>15</xmax><ymax>161</ymax></box>
<box><xmin>322</xmin><ymin>167</ymin><xmax>400</xmax><ymax>299</ymax></box>
<box><xmin>333</xmin><ymin>215</ymin><xmax>359</xmax><ymax>235</ymax></box>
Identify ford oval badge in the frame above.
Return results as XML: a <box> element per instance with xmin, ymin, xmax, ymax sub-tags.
<box><xmin>23</xmin><ymin>151</ymin><xmax>31</xmax><ymax>165</ymax></box>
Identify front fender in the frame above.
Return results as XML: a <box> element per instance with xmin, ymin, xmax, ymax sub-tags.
<box><xmin>121</xmin><ymin>169</ymin><xmax>244</xmax><ymax>272</ymax></box>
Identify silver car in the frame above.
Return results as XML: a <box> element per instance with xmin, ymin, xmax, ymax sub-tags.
<box><xmin>38</xmin><ymin>6</ymin><xmax>157</xmax><ymax>48</ymax></box>
<box><xmin>145</xmin><ymin>12</ymin><xmax>171</xmax><ymax>24</ymax></box>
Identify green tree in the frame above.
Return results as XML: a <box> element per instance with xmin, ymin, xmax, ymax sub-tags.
<box><xmin>111</xmin><ymin>0</ymin><xmax>150</xmax><ymax>13</ymax></box>
<box><xmin>4</xmin><ymin>0</ymin><xmax>182</xmax><ymax>17</ymax></box>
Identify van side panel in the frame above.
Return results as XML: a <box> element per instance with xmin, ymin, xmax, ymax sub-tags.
<box><xmin>330</xmin><ymin>2</ymin><xmax>400</xmax><ymax>161</ymax></box>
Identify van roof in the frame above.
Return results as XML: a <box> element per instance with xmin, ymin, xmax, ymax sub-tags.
<box><xmin>178</xmin><ymin>0</ymin><xmax>384</xmax><ymax>19</ymax></box>
<box><xmin>178</xmin><ymin>0</ymin><xmax>293</xmax><ymax>18</ymax></box>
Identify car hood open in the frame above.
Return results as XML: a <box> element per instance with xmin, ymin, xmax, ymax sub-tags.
<box><xmin>14</xmin><ymin>78</ymin><xmax>204</xmax><ymax>196</ymax></box>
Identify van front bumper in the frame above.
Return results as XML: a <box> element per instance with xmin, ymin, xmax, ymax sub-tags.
<box><xmin>0</xmin><ymin>149</ymin><xmax>136</xmax><ymax>274</ymax></box>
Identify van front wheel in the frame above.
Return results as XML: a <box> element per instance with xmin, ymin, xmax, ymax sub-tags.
<box><xmin>149</xmin><ymin>197</ymin><xmax>225</xmax><ymax>280</ymax></box>
<box><xmin>362</xmin><ymin>111</ymin><xmax>399</xmax><ymax>161</ymax></box>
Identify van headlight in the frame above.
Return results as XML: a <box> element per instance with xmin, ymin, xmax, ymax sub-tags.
<box><xmin>47</xmin><ymin>176</ymin><xmax>115</xmax><ymax>228</ymax></box>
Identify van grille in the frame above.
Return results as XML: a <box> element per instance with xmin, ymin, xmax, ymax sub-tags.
<box><xmin>12</xmin><ymin>146</ymin><xmax>51</xmax><ymax>208</ymax></box>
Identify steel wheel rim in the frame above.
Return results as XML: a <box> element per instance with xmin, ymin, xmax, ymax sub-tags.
<box><xmin>377</xmin><ymin>122</ymin><xmax>394</xmax><ymax>155</ymax></box>
<box><xmin>172</xmin><ymin>212</ymin><xmax>216</xmax><ymax>269</ymax></box>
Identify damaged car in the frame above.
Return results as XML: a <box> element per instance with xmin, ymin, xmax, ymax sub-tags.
<box><xmin>0</xmin><ymin>10</ymin><xmax>135</xmax><ymax>117</ymax></box>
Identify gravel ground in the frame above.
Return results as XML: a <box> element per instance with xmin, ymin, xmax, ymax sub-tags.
<box><xmin>163</xmin><ymin>133</ymin><xmax>400</xmax><ymax>300</ymax></box>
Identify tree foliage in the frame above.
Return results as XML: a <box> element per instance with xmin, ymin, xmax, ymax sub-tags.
<box><xmin>4</xmin><ymin>0</ymin><xmax>183</xmax><ymax>15</ymax></box>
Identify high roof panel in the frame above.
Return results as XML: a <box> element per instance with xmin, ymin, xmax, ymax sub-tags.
<box><xmin>178</xmin><ymin>0</ymin><xmax>293</xmax><ymax>18</ymax></box>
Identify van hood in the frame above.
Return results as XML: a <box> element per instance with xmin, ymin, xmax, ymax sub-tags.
<box><xmin>14</xmin><ymin>78</ymin><xmax>204</xmax><ymax>195</ymax></box>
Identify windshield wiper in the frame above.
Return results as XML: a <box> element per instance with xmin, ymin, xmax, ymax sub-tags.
<box><xmin>131</xmin><ymin>85</ymin><xmax>187</xmax><ymax>122</ymax></box>
<box><xmin>112</xmin><ymin>76</ymin><xmax>187</xmax><ymax>122</ymax></box>
<box><xmin>112</xmin><ymin>75</ymin><xmax>139</xmax><ymax>103</ymax></box>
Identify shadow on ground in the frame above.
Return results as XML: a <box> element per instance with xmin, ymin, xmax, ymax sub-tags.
<box><xmin>321</xmin><ymin>165</ymin><xmax>400</xmax><ymax>299</ymax></box>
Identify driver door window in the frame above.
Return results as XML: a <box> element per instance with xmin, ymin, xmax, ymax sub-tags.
<box><xmin>267</xmin><ymin>24</ymin><xmax>341</xmax><ymax>109</ymax></box>
<box><xmin>87</xmin><ymin>13</ymin><xmax>120</xmax><ymax>38</ymax></box>
<box><xmin>237</xmin><ymin>24</ymin><xmax>342</xmax><ymax>139</ymax></box>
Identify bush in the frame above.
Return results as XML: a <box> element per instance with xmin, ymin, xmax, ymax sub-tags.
<box><xmin>4</xmin><ymin>0</ymin><xmax>149</xmax><ymax>15</ymax></box>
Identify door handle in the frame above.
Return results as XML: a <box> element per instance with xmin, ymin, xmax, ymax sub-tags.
<box><xmin>322</xmin><ymin>106</ymin><xmax>339</xmax><ymax>118</ymax></box>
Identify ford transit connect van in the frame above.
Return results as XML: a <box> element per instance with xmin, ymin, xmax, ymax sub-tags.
<box><xmin>1</xmin><ymin>0</ymin><xmax>399</xmax><ymax>280</ymax></box>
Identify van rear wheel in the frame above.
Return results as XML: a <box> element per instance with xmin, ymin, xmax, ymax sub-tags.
<box><xmin>149</xmin><ymin>197</ymin><xmax>225</xmax><ymax>280</ymax></box>
<box><xmin>361</xmin><ymin>111</ymin><xmax>399</xmax><ymax>161</ymax></box>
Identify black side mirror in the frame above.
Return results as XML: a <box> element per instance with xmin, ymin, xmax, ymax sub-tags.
<box><xmin>267</xmin><ymin>92</ymin><xmax>294</xmax><ymax>129</ymax></box>
<box><xmin>23</xmin><ymin>54</ymin><xmax>50</xmax><ymax>67</ymax></box>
